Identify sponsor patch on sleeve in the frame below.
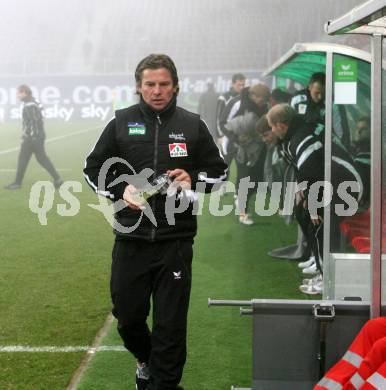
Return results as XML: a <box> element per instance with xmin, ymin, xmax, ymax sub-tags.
<box><xmin>298</xmin><ymin>104</ymin><xmax>307</xmax><ymax>115</ymax></box>
<box><xmin>169</xmin><ymin>143</ymin><xmax>188</xmax><ymax>157</ymax></box>
<box><xmin>128</xmin><ymin>122</ymin><xmax>146</xmax><ymax>135</ymax></box>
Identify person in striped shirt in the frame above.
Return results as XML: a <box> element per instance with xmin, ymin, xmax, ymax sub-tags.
<box><xmin>5</xmin><ymin>85</ymin><xmax>62</xmax><ymax>190</ymax></box>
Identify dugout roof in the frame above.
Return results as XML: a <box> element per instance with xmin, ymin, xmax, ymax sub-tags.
<box><xmin>262</xmin><ymin>42</ymin><xmax>371</xmax><ymax>87</ymax></box>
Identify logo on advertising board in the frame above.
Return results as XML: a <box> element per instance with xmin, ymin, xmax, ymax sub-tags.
<box><xmin>334</xmin><ymin>59</ymin><xmax>358</xmax><ymax>82</ymax></box>
<box><xmin>334</xmin><ymin>58</ymin><xmax>358</xmax><ymax>105</ymax></box>
<box><xmin>169</xmin><ymin>143</ymin><xmax>188</xmax><ymax>157</ymax></box>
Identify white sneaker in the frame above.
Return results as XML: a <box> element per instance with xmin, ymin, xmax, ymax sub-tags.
<box><xmin>302</xmin><ymin>273</ymin><xmax>322</xmax><ymax>286</ymax></box>
<box><xmin>313</xmin><ymin>280</ymin><xmax>323</xmax><ymax>293</ymax></box>
<box><xmin>239</xmin><ymin>214</ymin><xmax>254</xmax><ymax>225</ymax></box>
<box><xmin>299</xmin><ymin>278</ymin><xmax>323</xmax><ymax>295</ymax></box>
<box><xmin>298</xmin><ymin>256</ymin><xmax>316</xmax><ymax>269</ymax></box>
<box><xmin>302</xmin><ymin>262</ymin><xmax>318</xmax><ymax>275</ymax></box>
<box><xmin>299</xmin><ymin>283</ymin><xmax>323</xmax><ymax>295</ymax></box>
<box><xmin>299</xmin><ymin>274</ymin><xmax>323</xmax><ymax>294</ymax></box>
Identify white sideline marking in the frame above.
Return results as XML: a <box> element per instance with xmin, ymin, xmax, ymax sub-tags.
<box><xmin>0</xmin><ymin>146</ymin><xmax>20</xmax><ymax>155</ymax></box>
<box><xmin>67</xmin><ymin>313</ymin><xmax>115</xmax><ymax>390</ymax></box>
<box><xmin>0</xmin><ymin>126</ymin><xmax>100</xmax><ymax>156</ymax></box>
<box><xmin>0</xmin><ymin>345</ymin><xmax>125</xmax><ymax>353</ymax></box>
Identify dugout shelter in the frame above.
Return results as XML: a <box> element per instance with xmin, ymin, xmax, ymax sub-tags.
<box><xmin>210</xmin><ymin>1</ymin><xmax>386</xmax><ymax>388</ymax></box>
<box><xmin>263</xmin><ymin>40</ymin><xmax>375</xmax><ymax>302</ymax></box>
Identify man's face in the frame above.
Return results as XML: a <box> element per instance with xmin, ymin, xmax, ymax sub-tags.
<box><xmin>268</xmin><ymin>119</ymin><xmax>288</xmax><ymax>140</ymax></box>
<box><xmin>250</xmin><ymin>93</ymin><xmax>266</xmax><ymax>108</ymax></box>
<box><xmin>355</xmin><ymin>120</ymin><xmax>370</xmax><ymax>142</ymax></box>
<box><xmin>17</xmin><ymin>89</ymin><xmax>27</xmax><ymax>102</ymax></box>
<box><xmin>137</xmin><ymin>68</ymin><xmax>177</xmax><ymax>112</ymax></box>
<box><xmin>261</xmin><ymin>131</ymin><xmax>278</xmax><ymax>148</ymax></box>
<box><xmin>308</xmin><ymin>82</ymin><xmax>325</xmax><ymax>104</ymax></box>
<box><xmin>232</xmin><ymin>79</ymin><xmax>246</xmax><ymax>94</ymax></box>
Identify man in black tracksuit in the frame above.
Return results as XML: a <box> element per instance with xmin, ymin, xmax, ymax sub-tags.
<box><xmin>5</xmin><ymin>84</ymin><xmax>62</xmax><ymax>190</ymax></box>
<box><xmin>267</xmin><ymin>104</ymin><xmax>362</xmax><ymax>282</ymax></box>
<box><xmin>83</xmin><ymin>54</ymin><xmax>227</xmax><ymax>390</ymax></box>
<box><xmin>216</xmin><ymin>72</ymin><xmax>246</xmax><ymax>138</ymax></box>
<box><xmin>290</xmin><ymin>72</ymin><xmax>325</xmax><ymax>128</ymax></box>
<box><xmin>268</xmin><ymin>74</ymin><xmax>325</xmax><ymax>263</ymax></box>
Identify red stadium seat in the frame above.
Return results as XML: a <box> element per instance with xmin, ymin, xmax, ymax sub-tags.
<box><xmin>340</xmin><ymin>209</ymin><xmax>371</xmax><ymax>253</ymax></box>
<box><xmin>351</xmin><ymin>236</ymin><xmax>370</xmax><ymax>253</ymax></box>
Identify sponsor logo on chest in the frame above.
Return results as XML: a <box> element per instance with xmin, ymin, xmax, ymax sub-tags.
<box><xmin>169</xmin><ymin>132</ymin><xmax>186</xmax><ymax>141</ymax></box>
<box><xmin>128</xmin><ymin>122</ymin><xmax>146</xmax><ymax>135</ymax></box>
<box><xmin>169</xmin><ymin>143</ymin><xmax>188</xmax><ymax>158</ymax></box>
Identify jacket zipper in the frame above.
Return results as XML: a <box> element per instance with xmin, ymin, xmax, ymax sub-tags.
<box><xmin>150</xmin><ymin>114</ymin><xmax>162</xmax><ymax>241</ymax></box>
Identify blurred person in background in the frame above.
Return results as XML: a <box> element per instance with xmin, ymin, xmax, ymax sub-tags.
<box><xmin>216</xmin><ymin>73</ymin><xmax>246</xmax><ymax>132</ymax></box>
<box><xmin>256</xmin><ymin>114</ymin><xmax>281</xmax><ymax>186</ymax></box>
<box><xmin>220</xmin><ymin>83</ymin><xmax>270</xmax><ymax>127</ymax></box>
<box><xmin>352</xmin><ymin>116</ymin><xmax>371</xmax><ymax>207</ymax></box>
<box><xmin>267</xmin><ymin>104</ymin><xmax>362</xmax><ymax>295</ymax></box>
<box><xmin>4</xmin><ymin>84</ymin><xmax>62</xmax><ymax>190</ymax></box>
<box><xmin>223</xmin><ymin>109</ymin><xmax>266</xmax><ymax>225</ymax></box>
<box><xmin>290</xmin><ymin>72</ymin><xmax>325</xmax><ymax>128</ymax></box>
<box><xmin>264</xmin><ymin>88</ymin><xmax>292</xmax><ymax>185</ymax></box>
<box><xmin>221</xmin><ymin>84</ymin><xmax>270</xmax><ymax>225</ymax></box>
<box><xmin>215</xmin><ymin>73</ymin><xmax>246</xmax><ymax>184</ymax></box>
<box><xmin>84</xmin><ymin>54</ymin><xmax>227</xmax><ymax>390</ymax></box>
<box><xmin>267</xmin><ymin>87</ymin><xmax>313</xmax><ymax>263</ymax></box>
<box><xmin>352</xmin><ymin>116</ymin><xmax>370</xmax><ymax>156</ymax></box>
<box><xmin>197</xmin><ymin>82</ymin><xmax>218</xmax><ymax>141</ymax></box>
<box><xmin>269</xmin><ymin>87</ymin><xmax>292</xmax><ymax>107</ymax></box>
<box><xmin>256</xmin><ymin>114</ymin><xmax>312</xmax><ymax>267</ymax></box>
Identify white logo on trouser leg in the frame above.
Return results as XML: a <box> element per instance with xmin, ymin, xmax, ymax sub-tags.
<box><xmin>173</xmin><ymin>271</ymin><xmax>182</xmax><ymax>280</ymax></box>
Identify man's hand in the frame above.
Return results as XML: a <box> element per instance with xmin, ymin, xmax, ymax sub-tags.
<box><xmin>122</xmin><ymin>184</ymin><xmax>145</xmax><ymax>210</ymax></box>
<box><xmin>167</xmin><ymin>169</ymin><xmax>192</xmax><ymax>190</ymax></box>
<box><xmin>296</xmin><ymin>190</ymin><xmax>308</xmax><ymax>208</ymax></box>
<box><xmin>311</xmin><ymin>215</ymin><xmax>323</xmax><ymax>226</ymax></box>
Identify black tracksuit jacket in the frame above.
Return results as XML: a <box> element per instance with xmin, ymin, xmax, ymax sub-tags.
<box><xmin>279</xmin><ymin>115</ymin><xmax>362</xmax><ymax>200</ymax></box>
<box><xmin>84</xmin><ymin>96</ymin><xmax>227</xmax><ymax>241</ymax></box>
<box><xmin>290</xmin><ymin>88</ymin><xmax>325</xmax><ymax>128</ymax></box>
<box><xmin>215</xmin><ymin>88</ymin><xmax>238</xmax><ymax>137</ymax></box>
<box><xmin>21</xmin><ymin>99</ymin><xmax>45</xmax><ymax>140</ymax></box>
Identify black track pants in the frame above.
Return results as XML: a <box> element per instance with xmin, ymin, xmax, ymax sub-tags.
<box><xmin>111</xmin><ymin>238</ymin><xmax>193</xmax><ymax>390</ymax></box>
<box><xmin>15</xmin><ymin>138</ymin><xmax>60</xmax><ymax>184</ymax></box>
<box><xmin>294</xmin><ymin>198</ymin><xmax>325</xmax><ymax>273</ymax></box>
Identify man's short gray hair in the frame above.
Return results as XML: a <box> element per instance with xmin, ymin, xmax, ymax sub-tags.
<box><xmin>267</xmin><ymin>103</ymin><xmax>295</xmax><ymax>126</ymax></box>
